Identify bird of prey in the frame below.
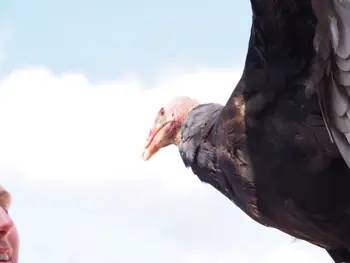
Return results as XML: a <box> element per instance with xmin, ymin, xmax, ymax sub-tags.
<box><xmin>142</xmin><ymin>1</ymin><xmax>350</xmax><ymax>262</ymax></box>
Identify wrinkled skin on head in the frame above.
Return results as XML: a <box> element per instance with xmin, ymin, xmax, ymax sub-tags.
<box><xmin>142</xmin><ymin>96</ymin><xmax>200</xmax><ymax>161</ymax></box>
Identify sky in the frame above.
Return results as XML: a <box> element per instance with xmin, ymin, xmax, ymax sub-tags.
<box><xmin>0</xmin><ymin>0</ymin><xmax>337</xmax><ymax>263</ymax></box>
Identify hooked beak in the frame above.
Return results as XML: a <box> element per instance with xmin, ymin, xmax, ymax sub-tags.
<box><xmin>142</xmin><ymin>145</ymin><xmax>159</xmax><ymax>161</ymax></box>
<box><xmin>142</xmin><ymin>116</ymin><xmax>173</xmax><ymax>161</ymax></box>
<box><xmin>142</xmin><ymin>126</ymin><xmax>161</xmax><ymax>161</ymax></box>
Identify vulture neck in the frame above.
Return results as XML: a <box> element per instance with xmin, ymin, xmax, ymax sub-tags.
<box><xmin>173</xmin><ymin>102</ymin><xmax>201</xmax><ymax>146</ymax></box>
<box><xmin>178</xmin><ymin>103</ymin><xmax>223</xmax><ymax>168</ymax></box>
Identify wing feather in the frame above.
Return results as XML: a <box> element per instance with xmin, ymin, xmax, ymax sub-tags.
<box><xmin>335</xmin><ymin>56</ymin><xmax>350</xmax><ymax>71</ymax></box>
<box><xmin>330</xmin><ymin>76</ymin><xmax>348</xmax><ymax>116</ymax></box>
<box><xmin>318</xmin><ymin>0</ymin><xmax>350</xmax><ymax>168</ymax></box>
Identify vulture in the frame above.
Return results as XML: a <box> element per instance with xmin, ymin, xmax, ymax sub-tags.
<box><xmin>142</xmin><ymin>0</ymin><xmax>350</xmax><ymax>262</ymax></box>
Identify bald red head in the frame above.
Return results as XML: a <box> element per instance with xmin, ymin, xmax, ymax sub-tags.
<box><xmin>142</xmin><ymin>96</ymin><xmax>200</xmax><ymax>161</ymax></box>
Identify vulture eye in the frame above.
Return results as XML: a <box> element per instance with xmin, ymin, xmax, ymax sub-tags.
<box><xmin>159</xmin><ymin>107</ymin><xmax>165</xmax><ymax>116</ymax></box>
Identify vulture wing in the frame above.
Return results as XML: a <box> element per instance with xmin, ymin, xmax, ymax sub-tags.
<box><xmin>210</xmin><ymin>1</ymin><xmax>350</xmax><ymax>260</ymax></box>
<box><xmin>216</xmin><ymin>0</ymin><xmax>319</xmax><ymax>165</ymax></box>
<box><xmin>217</xmin><ymin>0</ymin><xmax>350</xmax><ymax>171</ymax></box>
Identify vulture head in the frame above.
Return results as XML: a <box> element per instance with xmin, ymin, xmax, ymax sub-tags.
<box><xmin>142</xmin><ymin>96</ymin><xmax>200</xmax><ymax>161</ymax></box>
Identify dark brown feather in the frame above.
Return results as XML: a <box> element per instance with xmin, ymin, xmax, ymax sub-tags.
<box><xmin>215</xmin><ymin>0</ymin><xmax>350</xmax><ymax>262</ymax></box>
<box><xmin>173</xmin><ymin>1</ymin><xmax>350</xmax><ymax>262</ymax></box>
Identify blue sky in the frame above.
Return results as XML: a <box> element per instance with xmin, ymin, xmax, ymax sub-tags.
<box><xmin>0</xmin><ymin>0</ymin><xmax>251</xmax><ymax>81</ymax></box>
<box><xmin>0</xmin><ymin>1</ymin><xmax>336</xmax><ymax>263</ymax></box>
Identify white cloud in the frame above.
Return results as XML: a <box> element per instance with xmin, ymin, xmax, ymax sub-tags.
<box><xmin>0</xmin><ymin>66</ymin><xmax>333</xmax><ymax>263</ymax></box>
<box><xmin>0</xmin><ymin>66</ymin><xmax>239</xmax><ymax>189</ymax></box>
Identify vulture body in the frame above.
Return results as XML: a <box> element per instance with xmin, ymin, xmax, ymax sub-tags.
<box><xmin>142</xmin><ymin>0</ymin><xmax>350</xmax><ymax>262</ymax></box>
